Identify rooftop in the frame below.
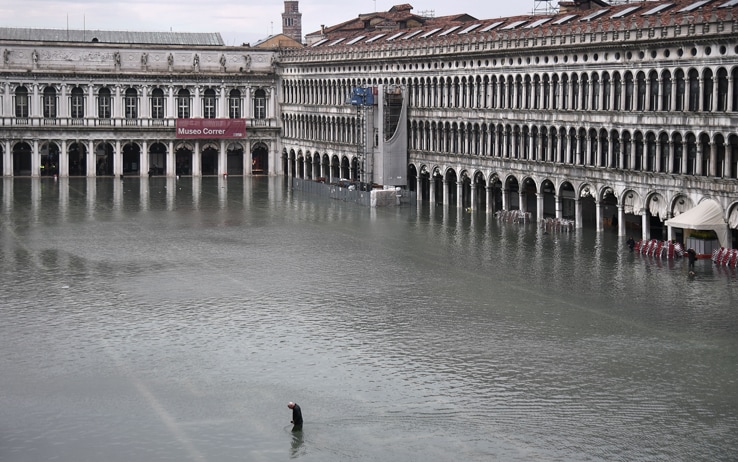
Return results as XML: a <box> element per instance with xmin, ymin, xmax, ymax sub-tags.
<box><xmin>302</xmin><ymin>0</ymin><xmax>737</xmax><ymax>50</ymax></box>
<box><xmin>0</xmin><ymin>28</ymin><xmax>224</xmax><ymax>46</ymax></box>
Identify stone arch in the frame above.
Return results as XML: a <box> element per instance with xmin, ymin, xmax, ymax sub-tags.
<box><xmin>175</xmin><ymin>142</ymin><xmax>194</xmax><ymax>176</ymax></box>
<box><xmin>226</xmin><ymin>142</ymin><xmax>244</xmax><ymax>175</ymax></box>
<box><xmin>95</xmin><ymin>142</ymin><xmax>115</xmax><ymax>176</ymax></box>
<box><xmin>504</xmin><ymin>174</ymin><xmax>521</xmax><ymax>210</ymax></box>
<box><xmin>67</xmin><ymin>141</ymin><xmax>87</xmax><ymax>176</ymax></box>
<box><xmin>148</xmin><ymin>142</ymin><xmax>167</xmax><ymax>176</ymax></box>
<box><xmin>39</xmin><ymin>141</ymin><xmax>60</xmax><ymax>176</ymax></box>
<box><xmin>671</xmin><ymin>194</ymin><xmax>695</xmax><ymax>217</ymax></box>
<box><xmin>252</xmin><ymin>142</ymin><xmax>269</xmax><ymax>175</ymax></box>
<box><xmin>121</xmin><ymin>142</ymin><xmax>140</xmax><ymax>175</ymax></box>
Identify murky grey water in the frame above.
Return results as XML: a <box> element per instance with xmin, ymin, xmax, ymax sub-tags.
<box><xmin>1</xmin><ymin>177</ymin><xmax>737</xmax><ymax>461</ymax></box>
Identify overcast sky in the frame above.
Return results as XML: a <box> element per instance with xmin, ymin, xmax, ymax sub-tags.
<box><xmin>0</xmin><ymin>1</ymin><xmax>540</xmax><ymax>46</ymax></box>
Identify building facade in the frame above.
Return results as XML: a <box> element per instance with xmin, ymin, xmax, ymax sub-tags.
<box><xmin>279</xmin><ymin>0</ymin><xmax>738</xmax><ymax>244</ymax></box>
<box><xmin>0</xmin><ymin>29</ymin><xmax>281</xmax><ymax>179</ymax></box>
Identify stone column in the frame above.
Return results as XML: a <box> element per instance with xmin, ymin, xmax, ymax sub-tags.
<box><xmin>243</xmin><ymin>140</ymin><xmax>251</xmax><ymax>176</ymax></box>
<box><xmin>518</xmin><ymin>191</ymin><xmax>526</xmax><ymax>213</ymax></box>
<box><xmin>429</xmin><ymin>176</ymin><xmax>436</xmax><ymax>204</ymax></box>
<box><xmin>575</xmin><ymin>198</ymin><xmax>583</xmax><ymax>229</ymax></box>
<box><xmin>457</xmin><ymin>181</ymin><xmax>463</xmax><ymax>208</ymax></box>
<box><xmin>442</xmin><ymin>179</ymin><xmax>449</xmax><ymax>206</ymax></box>
<box><xmin>59</xmin><ymin>140</ymin><xmax>68</xmax><ymax>177</ymax></box>
<box><xmin>470</xmin><ymin>180</ymin><xmax>478</xmax><ymax>209</ymax></box>
<box><xmin>244</xmin><ymin>86</ymin><xmax>252</xmax><ymax>118</ymax></box>
<box><xmin>728</xmin><ymin>75</ymin><xmax>735</xmax><ymax>112</ymax></box>
<box><xmin>555</xmin><ymin>194</ymin><xmax>562</xmax><ymax>219</ymax></box>
<box><xmin>268</xmin><ymin>88</ymin><xmax>276</xmax><ymax>119</ymax></box>
<box><xmin>219</xmin><ymin>85</ymin><xmax>227</xmax><ymax>118</ymax></box>
<box><xmin>642</xmin><ymin>212</ymin><xmax>650</xmax><ymax>241</ymax></box>
<box><xmin>593</xmin><ymin>134</ymin><xmax>601</xmax><ymax>168</ymax></box>
<box><xmin>59</xmin><ymin>84</ymin><xmax>68</xmax><ymax>119</ymax></box>
<box><xmin>724</xmin><ymin>140</ymin><xmax>731</xmax><ymax>178</ymax></box>
<box><xmin>3</xmin><ymin>82</ymin><xmax>11</xmax><ymax>115</ymax></box>
<box><xmin>416</xmin><ymin>176</ymin><xmax>423</xmax><ymax>203</ymax></box>
<box><xmin>193</xmin><ymin>141</ymin><xmax>201</xmax><ymax>176</ymax></box>
<box><xmin>31</xmin><ymin>139</ymin><xmax>40</xmax><ymax>177</ymax></box>
<box><xmin>141</xmin><ymin>140</ymin><xmax>149</xmax><ymax>177</ymax></box>
<box><xmin>114</xmin><ymin>85</ymin><xmax>122</xmax><ymax>119</ymax></box>
<box><xmin>87</xmin><ymin>140</ymin><xmax>96</xmax><ymax>177</ymax></box>
<box><xmin>193</xmin><ymin>86</ymin><xmax>202</xmax><ymax>118</ymax></box>
<box><xmin>671</xmin><ymin>76</ymin><xmax>677</xmax><ymax>111</ymax></box>
<box><xmin>3</xmin><ymin>140</ymin><xmax>11</xmax><ymax>177</ymax></box>
<box><xmin>536</xmin><ymin>192</ymin><xmax>544</xmax><ymax>222</ymax></box>
<box><xmin>140</xmin><ymin>85</ymin><xmax>150</xmax><ymax>119</ymax></box>
<box><xmin>114</xmin><ymin>140</ymin><xmax>122</xmax><ymax>177</ymax></box>
<box><xmin>167</xmin><ymin>141</ymin><xmax>175</xmax><ymax>177</ymax></box>
<box><xmin>87</xmin><ymin>85</ymin><xmax>95</xmax><ymax>120</ymax></box>
<box><xmin>220</xmin><ymin>140</ymin><xmax>227</xmax><ymax>175</ymax></box>
<box><xmin>486</xmin><ymin>186</ymin><xmax>493</xmax><ymax>214</ymax></box>
<box><xmin>502</xmin><ymin>188</ymin><xmax>509</xmax><ymax>211</ymax></box>
<box><xmin>618</xmin><ymin>204</ymin><xmax>625</xmax><ymax>237</ymax></box>
<box><xmin>595</xmin><ymin>200</ymin><xmax>603</xmax><ymax>231</ymax></box>
<box><xmin>709</xmin><ymin>141</ymin><xmax>716</xmax><ymax>177</ymax></box>
<box><xmin>680</xmin><ymin>140</ymin><xmax>688</xmax><ymax>174</ymax></box>
<box><xmin>168</xmin><ymin>85</ymin><xmax>175</xmax><ymax>119</ymax></box>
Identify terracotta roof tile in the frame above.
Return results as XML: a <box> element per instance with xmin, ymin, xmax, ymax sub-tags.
<box><xmin>301</xmin><ymin>0</ymin><xmax>736</xmax><ymax>51</ymax></box>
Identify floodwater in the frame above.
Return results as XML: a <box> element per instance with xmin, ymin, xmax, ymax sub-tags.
<box><xmin>1</xmin><ymin>176</ymin><xmax>737</xmax><ymax>462</ymax></box>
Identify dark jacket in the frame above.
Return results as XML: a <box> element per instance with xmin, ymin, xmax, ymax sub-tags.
<box><xmin>292</xmin><ymin>403</ymin><xmax>303</xmax><ymax>426</ymax></box>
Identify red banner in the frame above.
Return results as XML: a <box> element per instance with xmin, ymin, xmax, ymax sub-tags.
<box><xmin>175</xmin><ymin>119</ymin><xmax>246</xmax><ymax>139</ymax></box>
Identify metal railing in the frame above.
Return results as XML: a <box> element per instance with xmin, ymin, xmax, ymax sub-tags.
<box><xmin>0</xmin><ymin>116</ymin><xmax>278</xmax><ymax>129</ymax></box>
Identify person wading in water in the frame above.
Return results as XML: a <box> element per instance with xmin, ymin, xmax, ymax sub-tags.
<box><xmin>287</xmin><ymin>402</ymin><xmax>303</xmax><ymax>431</ymax></box>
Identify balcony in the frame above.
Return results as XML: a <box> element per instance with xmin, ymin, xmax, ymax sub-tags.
<box><xmin>0</xmin><ymin>116</ymin><xmax>278</xmax><ymax>129</ymax></box>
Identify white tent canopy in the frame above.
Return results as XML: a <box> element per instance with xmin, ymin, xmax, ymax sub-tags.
<box><xmin>665</xmin><ymin>199</ymin><xmax>730</xmax><ymax>248</ymax></box>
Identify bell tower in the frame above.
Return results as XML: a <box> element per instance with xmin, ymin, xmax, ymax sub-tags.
<box><xmin>282</xmin><ymin>1</ymin><xmax>303</xmax><ymax>43</ymax></box>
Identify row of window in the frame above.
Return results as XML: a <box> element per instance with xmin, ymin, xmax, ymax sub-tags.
<box><xmin>282</xmin><ymin>113</ymin><xmax>359</xmax><ymax>144</ymax></box>
<box><xmin>408</xmin><ymin>121</ymin><xmax>738</xmax><ymax>179</ymax></box>
<box><xmin>282</xmin><ymin>109</ymin><xmax>738</xmax><ymax>179</ymax></box>
<box><xmin>10</xmin><ymin>86</ymin><xmax>268</xmax><ymax>119</ymax></box>
<box><xmin>282</xmin><ymin>66</ymin><xmax>738</xmax><ymax>113</ymax></box>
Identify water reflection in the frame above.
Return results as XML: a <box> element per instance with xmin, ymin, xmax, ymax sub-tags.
<box><xmin>290</xmin><ymin>429</ymin><xmax>304</xmax><ymax>459</ymax></box>
<box><xmin>0</xmin><ymin>177</ymin><xmax>737</xmax><ymax>462</ymax></box>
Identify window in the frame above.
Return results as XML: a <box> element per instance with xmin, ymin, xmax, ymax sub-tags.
<box><xmin>611</xmin><ymin>6</ymin><xmax>641</xmax><ymax>19</ymax></box>
<box><xmin>15</xmin><ymin>86</ymin><xmax>29</xmax><ymax>118</ymax></box>
<box><xmin>613</xmin><ymin>73</ymin><xmax>622</xmax><ymax>111</ymax></box>
<box><xmin>177</xmin><ymin>89</ymin><xmax>191</xmax><ymax>118</ymax></box>
<box><xmin>124</xmin><ymin>88</ymin><xmax>138</xmax><ymax>119</ymax></box>
<box><xmin>229</xmin><ymin>89</ymin><xmax>242</xmax><ymax>118</ymax></box>
<box><xmin>553</xmin><ymin>15</ymin><xmax>577</xmax><ymax>25</ymax></box>
<box><xmin>98</xmin><ymin>87</ymin><xmax>112</xmax><ymax>119</ymax></box>
<box><xmin>70</xmin><ymin>87</ymin><xmax>85</xmax><ymax>118</ymax></box>
<box><xmin>150</xmin><ymin>88</ymin><xmax>165</xmax><ymax>119</ymax></box>
<box><xmin>676</xmin><ymin>70</ymin><xmax>686</xmax><ymax>111</ymax></box>
<box><xmin>43</xmin><ymin>87</ymin><xmax>57</xmax><ymax>118</ymax></box>
<box><xmin>580</xmin><ymin>9</ymin><xmax>609</xmax><ymax>21</ymax></box>
<box><xmin>625</xmin><ymin>72</ymin><xmax>634</xmax><ymax>111</ymax></box>
<box><xmin>253</xmin><ymin>89</ymin><xmax>266</xmax><ymax>119</ymax></box>
<box><xmin>203</xmin><ymin>88</ymin><xmax>217</xmax><ymax>118</ymax></box>
<box><xmin>642</xmin><ymin>3</ymin><xmax>673</xmax><ymax>15</ymax></box>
